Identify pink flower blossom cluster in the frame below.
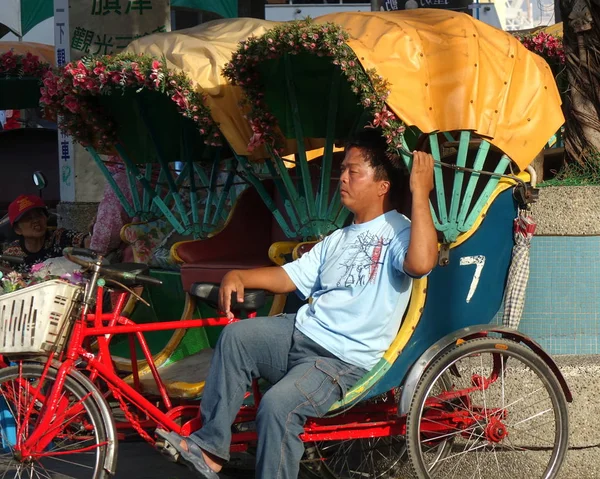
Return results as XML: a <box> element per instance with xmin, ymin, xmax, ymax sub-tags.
<box><xmin>223</xmin><ymin>20</ymin><xmax>407</xmax><ymax>155</ymax></box>
<box><xmin>517</xmin><ymin>32</ymin><xmax>565</xmax><ymax>64</ymax></box>
<box><xmin>0</xmin><ymin>51</ymin><xmax>50</xmax><ymax>78</ymax></box>
<box><xmin>40</xmin><ymin>53</ymin><xmax>221</xmax><ymax>151</ymax></box>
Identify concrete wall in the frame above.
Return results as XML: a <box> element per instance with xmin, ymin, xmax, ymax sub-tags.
<box><xmin>57</xmin><ymin>146</ymin><xmax>106</xmax><ymax>232</ymax></box>
<box><xmin>532</xmin><ymin>186</ymin><xmax>600</xmax><ymax>235</ymax></box>
<box><xmin>494</xmin><ymin>186</ymin><xmax>600</xmax><ymax>355</ymax></box>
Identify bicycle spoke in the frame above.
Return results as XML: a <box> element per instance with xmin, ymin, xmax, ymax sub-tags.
<box><xmin>0</xmin><ymin>363</ymin><xmax>110</xmax><ymax>479</ymax></box>
<box><xmin>408</xmin><ymin>340</ymin><xmax>567</xmax><ymax>479</ymax></box>
<box><xmin>446</xmin><ymin>425</ymin><xmax>481</xmax><ymax>479</ymax></box>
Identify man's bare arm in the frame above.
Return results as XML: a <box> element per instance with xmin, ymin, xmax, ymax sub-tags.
<box><xmin>219</xmin><ymin>267</ymin><xmax>297</xmax><ymax>319</ymax></box>
<box><xmin>403</xmin><ymin>151</ymin><xmax>438</xmax><ymax>277</ymax></box>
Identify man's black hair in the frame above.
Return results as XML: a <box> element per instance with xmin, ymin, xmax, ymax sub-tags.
<box><xmin>344</xmin><ymin>128</ymin><xmax>407</xmax><ymax>203</ymax></box>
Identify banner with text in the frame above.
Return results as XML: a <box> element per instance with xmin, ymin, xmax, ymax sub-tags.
<box><xmin>70</xmin><ymin>0</ymin><xmax>171</xmax><ymax>60</ymax></box>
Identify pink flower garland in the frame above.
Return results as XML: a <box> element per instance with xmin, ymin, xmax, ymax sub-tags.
<box><xmin>223</xmin><ymin>19</ymin><xmax>406</xmax><ymax>155</ymax></box>
<box><xmin>516</xmin><ymin>31</ymin><xmax>565</xmax><ymax>64</ymax></box>
<box><xmin>0</xmin><ymin>51</ymin><xmax>50</xmax><ymax>78</ymax></box>
<box><xmin>40</xmin><ymin>53</ymin><xmax>221</xmax><ymax>151</ymax></box>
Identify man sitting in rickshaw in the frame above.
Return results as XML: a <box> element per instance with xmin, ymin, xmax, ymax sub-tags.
<box><xmin>157</xmin><ymin>129</ymin><xmax>438</xmax><ymax>479</ymax></box>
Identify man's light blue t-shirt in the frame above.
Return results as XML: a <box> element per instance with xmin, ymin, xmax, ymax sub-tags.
<box><xmin>282</xmin><ymin>210</ymin><xmax>413</xmax><ymax>370</ymax></box>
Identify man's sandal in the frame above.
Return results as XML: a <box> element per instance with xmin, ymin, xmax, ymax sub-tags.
<box><xmin>155</xmin><ymin>429</ymin><xmax>220</xmax><ymax>479</ymax></box>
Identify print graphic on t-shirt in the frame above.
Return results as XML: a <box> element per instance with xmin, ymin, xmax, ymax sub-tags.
<box><xmin>337</xmin><ymin>232</ymin><xmax>391</xmax><ymax>287</ymax></box>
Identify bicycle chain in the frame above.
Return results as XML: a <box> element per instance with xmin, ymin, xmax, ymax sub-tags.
<box><xmin>106</xmin><ymin>382</ymin><xmax>155</xmax><ymax>444</ymax></box>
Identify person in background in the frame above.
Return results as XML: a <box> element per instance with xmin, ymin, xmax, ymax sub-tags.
<box><xmin>2</xmin><ymin>194</ymin><xmax>90</xmax><ymax>273</ymax></box>
<box><xmin>89</xmin><ymin>158</ymin><xmax>136</xmax><ymax>263</ymax></box>
<box><xmin>3</xmin><ymin>110</ymin><xmax>20</xmax><ymax>130</ymax></box>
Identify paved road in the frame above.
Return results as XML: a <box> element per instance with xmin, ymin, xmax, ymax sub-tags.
<box><xmin>0</xmin><ymin>440</ymin><xmax>255</xmax><ymax>479</ymax></box>
<box><xmin>110</xmin><ymin>442</ymin><xmax>254</xmax><ymax>479</ymax></box>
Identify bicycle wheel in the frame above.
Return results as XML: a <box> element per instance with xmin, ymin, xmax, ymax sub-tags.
<box><xmin>301</xmin><ymin>435</ymin><xmax>409</xmax><ymax>479</ymax></box>
<box><xmin>300</xmin><ymin>390</ymin><xmax>412</xmax><ymax>479</ymax></box>
<box><xmin>0</xmin><ymin>362</ymin><xmax>114</xmax><ymax>479</ymax></box>
<box><xmin>406</xmin><ymin>338</ymin><xmax>569</xmax><ymax>479</ymax></box>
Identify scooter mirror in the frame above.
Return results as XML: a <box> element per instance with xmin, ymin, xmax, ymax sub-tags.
<box><xmin>33</xmin><ymin>171</ymin><xmax>47</xmax><ymax>190</ymax></box>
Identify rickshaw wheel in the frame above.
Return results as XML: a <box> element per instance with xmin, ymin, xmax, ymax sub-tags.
<box><xmin>299</xmin><ymin>388</ymin><xmax>418</xmax><ymax>479</ymax></box>
<box><xmin>300</xmin><ymin>435</ymin><xmax>408</xmax><ymax>479</ymax></box>
<box><xmin>406</xmin><ymin>338</ymin><xmax>569</xmax><ymax>479</ymax></box>
<box><xmin>0</xmin><ymin>362</ymin><xmax>114</xmax><ymax>479</ymax></box>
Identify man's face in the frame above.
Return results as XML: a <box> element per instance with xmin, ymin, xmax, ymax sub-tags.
<box><xmin>14</xmin><ymin>208</ymin><xmax>47</xmax><ymax>239</ymax></box>
<box><xmin>339</xmin><ymin>147</ymin><xmax>388</xmax><ymax>213</ymax></box>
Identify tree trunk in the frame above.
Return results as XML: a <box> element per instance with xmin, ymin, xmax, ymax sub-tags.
<box><xmin>559</xmin><ymin>0</ymin><xmax>600</xmax><ymax>164</ymax></box>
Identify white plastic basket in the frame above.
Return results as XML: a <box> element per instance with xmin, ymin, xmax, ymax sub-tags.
<box><xmin>0</xmin><ymin>280</ymin><xmax>81</xmax><ymax>355</ymax></box>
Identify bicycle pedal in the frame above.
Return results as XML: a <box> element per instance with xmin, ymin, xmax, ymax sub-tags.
<box><xmin>156</xmin><ymin>439</ymin><xmax>180</xmax><ymax>463</ymax></box>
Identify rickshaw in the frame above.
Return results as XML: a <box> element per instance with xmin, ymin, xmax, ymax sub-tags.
<box><xmin>0</xmin><ymin>10</ymin><xmax>571</xmax><ymax>479</ymax></box>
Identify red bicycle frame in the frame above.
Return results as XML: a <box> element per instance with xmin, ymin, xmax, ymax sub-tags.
<box><xmin>16</xmin><ymin>283</ymin><xmax>486</xmax><ymax>458</ymax></box>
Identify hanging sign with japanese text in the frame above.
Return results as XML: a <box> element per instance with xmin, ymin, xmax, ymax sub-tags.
<box><xmin>69</xmin><ymin>0</ymin><xmax>171</xmax><ymax>59</ymax></box>
<box><xmin>54</xmin><ymin>0</ymin><xmax>75</xmax><ymax>201</ymax></box>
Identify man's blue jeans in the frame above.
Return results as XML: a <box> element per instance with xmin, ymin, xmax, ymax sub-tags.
<box><xmin>189</xmin><ymin>314</ymin><xmax>366</xmax><ymax>479</ymax></box>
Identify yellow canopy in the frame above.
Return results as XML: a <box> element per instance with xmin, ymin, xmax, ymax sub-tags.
<box><xmin>124</xmin><ymin>12</ymin><xmax>563</xmax><ymax>169</ymax></box>
<box><xmin>0</xmin><ymin>41</ymin><xmax>55</xmax><ymax>66</ymax></box>
<box><xmin>316</xmin><ymin>10</ymin><xmax>564</xmax><ymax>170</ymax></box>
<box><xmin>538</xmin><ymin>22</ymin><xmax>563</xmax><ymax>36</ymax></box>
<box><xmin>124</xmin><ymin>18</ymin><xmax>280</xmax><ymax>157</ymax></box>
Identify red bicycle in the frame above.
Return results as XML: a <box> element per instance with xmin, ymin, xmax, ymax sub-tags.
<box><xmin>0</xmin><ymin>247</ymin><xmax>570</xmax><ymax>478</ymax></box>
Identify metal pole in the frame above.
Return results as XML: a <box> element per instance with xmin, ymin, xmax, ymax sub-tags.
<box><xmin>371</xmin><ymin>0</ymin><xmax>381</xmax><ymax>10</ymax></box>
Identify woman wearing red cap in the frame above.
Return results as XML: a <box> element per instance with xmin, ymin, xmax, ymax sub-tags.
<box><xmin>2</xmin><ymin>194</ymin><xmax>91</xmax><ymax>272</ymax></box>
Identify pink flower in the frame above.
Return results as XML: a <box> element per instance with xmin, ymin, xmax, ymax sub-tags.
<box><xmin>64</xmin><ymin>95</ymin><xmax>80</xmax><ymax>113</ymax></box>
<box><xmin>367</xmin><ymin>106</ymin><xmax>395</xmax><ymax>128</ymax></box>
<box><xmin>109</xmin><ymin>71</ymin><xmax>123</xmax><ymax>84</ymax></box>
<box><xmin>172</xmin><ymin>90</ymin><xmax>189</xmax><ymax>110</ymax></box>
<box><xmin>151</xmin><ymin>60</ymin><xmax>162</xmax><ymax>70</ymax></box>
<box><xmin>42</xmin><ymin>75</ymin><xmax>58</xmax><ymax>96</ymax></box>
<box><xmin>84</xmin><ymin>78</ymin><xmax>98</xmax><ymax>91</ymax></box>
<box><xmin>93</xmin><ymin>62</ymin><xmax>105</xmax><ymax>75</ymax></box>
<box><xmin>22</xmin><ymin>53</ymin><xmax>40</xmax><ymax>74</ymax></box>
<box><xmin>247</xmin><ymin>132</ymin><xmax>264</xmax><ymax>152</ymax></box>
<box><xmin>30</xmin><ymin>263</ymin><xmax>45</xmax><ymax>274</ymax></box>
<box><xmin>1</xmin><ymin>51</ymin><xmax>17</xmax><ymax>71</ymax></box>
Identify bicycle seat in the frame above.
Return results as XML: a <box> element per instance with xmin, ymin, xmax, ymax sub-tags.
<box><xmin>190</xmin><ymin>283</ymin><xmax>266</xmax><ymax>311</ymax></box>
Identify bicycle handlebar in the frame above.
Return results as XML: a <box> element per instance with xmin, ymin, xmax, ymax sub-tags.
<box><xmin>102</xmin><ymin>267</ymin><xmax>164</xmax><ymax>287</ymax></box>
<box><xmin>62</xmin><ymin>248</ymin><xmax>97</xmax><ymax>269</ymax></box>
<box><xmin>0</xmin><ymin>254</ymin><xmax>25</xmax><ymax>265</ymax></box>
<box><xmin>66</xmin><ymin>247</ymin><xmax>99</xmax><ymax>258</ymax></box>
<box><xmin>63</xmin><ymin>247</ymin><xmax>163</xmax><ymax>287</ymax></box>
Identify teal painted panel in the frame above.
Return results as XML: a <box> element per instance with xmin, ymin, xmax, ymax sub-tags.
<box><xmin>370</xmin><ymin>188</ymin><xmax>518</xmax><ymax>398</ymax></box>
<box><xmin>494</xmin><ymin>236</ymin><xmax>600</xmax><ymax>355</ymax></box>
